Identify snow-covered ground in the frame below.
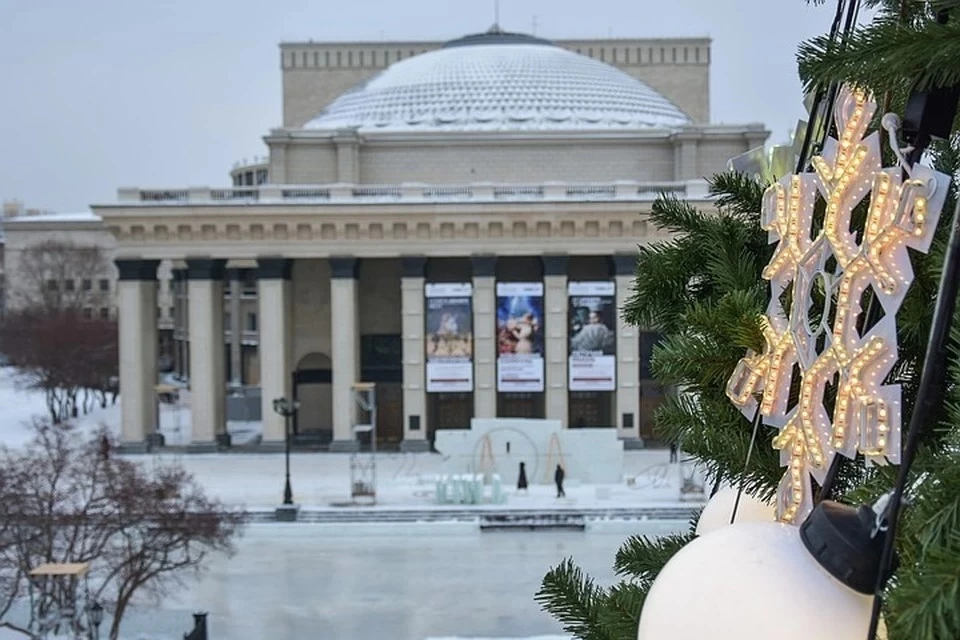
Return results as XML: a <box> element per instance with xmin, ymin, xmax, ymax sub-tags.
<box><xmin>0</xmin><ymin>367</ymin><xmax>696</xmax><ymax>510</ymax></box>
<box><xmin>0</xmin><ymin>368</ymin><xmax>696</xmax><ymax>639</ymax></box>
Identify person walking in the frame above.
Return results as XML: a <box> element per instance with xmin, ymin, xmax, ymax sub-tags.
<box><xmin>554</xmin><ymin>464</ymin><xmax>566</xmax><ymax>499</ymax></box>
<box><xmin>517</xmin><ymin>461</ymin><xmax>529</xmax><ymax>493</ymax></box>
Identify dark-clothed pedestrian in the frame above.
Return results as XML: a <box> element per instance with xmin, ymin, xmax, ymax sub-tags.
<box><xmin>555</xmin><ymin>464</ymin><xmax>566</xmax><ymax>498</ymax></box>
<box><xmin>517</xmin><ymin>461</ymin><xmax>528</xmax><ymax>492</ymax></box>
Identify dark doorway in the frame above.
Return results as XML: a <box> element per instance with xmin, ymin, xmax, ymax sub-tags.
<box><xmin>360</xmin><ymin>335</ymin><xmax>403</xmax><ymax>448</ymax></box>
<box><xmin>497</xmin><ymin>392</ymin><xmax>543</xmax><ymax>419</ymax></box>
<box><xmin>569</xmin><ymin>391</ymin><xmax>614</xmax><ymax>427</ymax></box>
<box><xmin>428</xmin><ymin>392</ymin><xmax>474</xmax><ymax>442</ymax></box>
<box><xmin>292</xmin><ymin>353</ymin><xmax>332</xmax><ymax>445</ymax></box>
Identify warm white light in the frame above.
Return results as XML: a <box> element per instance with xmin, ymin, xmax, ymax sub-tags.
<box><xmin>725</xmin><ymin>86</ymin><xmax>950</xmax><ymax>524</ymax></box>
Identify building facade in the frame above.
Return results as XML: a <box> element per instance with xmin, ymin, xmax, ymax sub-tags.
<box><xmin>94</xmin><ymin>29</ymin><xmax>768</xmax><ymax>453</ymax></box>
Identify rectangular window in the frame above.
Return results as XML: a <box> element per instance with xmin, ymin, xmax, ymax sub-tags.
<box><xmin>99</xmin><ymin>307</ymin><xmax>109</xmax><ymax>319</ymax></box>
<box><xmin>224</xmin><ymin>311</ymin><xmax>232</xmax><ymax>328</ymax></box>
<box><xmin>46</xmin><ymin>279</ymin><xmax>58</xmax><ymax>292</ymax></box>
<box><xmin>246</xmin><ymin>312</ymin><xmax>258</xmax><ymax>332</ymax></box>
<box><xmin>99</xmin><ymin>279</ymin><xmax>110</xmax><ymax>292</ymax></box>
<box><xmin>169</xmin><ymin>306</ymin><xmax>175</xmax><ymax>318</ymax></box>
<box><xmin>82</xmin><ymin>279</ymin><xmax>92</xmax><ymax>291</ymax></box>
<box><xmin>64</xmin><ymin>279</ymin><xmax>75</xmax><ymax>292</ymax></box>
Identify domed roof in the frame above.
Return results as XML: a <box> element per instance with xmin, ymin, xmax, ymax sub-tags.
<box><xmin>305</xmin><ymin>29</ymin><xmax>692</xmax><ymax>133</ymax></box>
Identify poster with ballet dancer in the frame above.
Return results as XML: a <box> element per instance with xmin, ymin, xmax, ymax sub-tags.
<box><xmin>568</xmin><ymin>281</ymin><xmax>617</xmax><ymax>391</ymax></box>
<box><xmin>496</xmin><ymin>282</ymin><xmax>545</xmax><ymax>393</ymax></box>
<box><xmin>425</xmin><ymin>283</ymin><xmax>474</xmax><ymax>393</ymax></box>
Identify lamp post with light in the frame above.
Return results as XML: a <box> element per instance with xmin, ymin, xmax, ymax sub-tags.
<box><xmin>272</xmin><ymin>397</ymin><xmax>299</xmax><ymax>506</ymax></box>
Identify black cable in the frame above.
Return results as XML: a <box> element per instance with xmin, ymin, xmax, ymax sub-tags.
<box><xmin>795</xmin><ymin>0</ymin><xmax>849</xmax><ymax>173</ymax></box>
<box><xmin>867</xmin><ymin>8</ymin><xmax>957</xmax><ymax>635</ymax></box>
<box><xmin>866</xmin><ymin>192</ymin><xmax>960</xmax><ymax>640</ymax></box>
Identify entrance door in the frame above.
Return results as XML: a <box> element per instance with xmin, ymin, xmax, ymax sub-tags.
<box><xmin>497</xmin><ymin>392</ymin><xmax>543</xmax><ymax>419</ymax></box>
<box><xmin>292</xmin><ymin>353</ymin><xmax>333</xmax><ymax>444</ymax></box>
<box><xmin>360</xmin><ymin>335</ymin><xmax>403</xmax><ymax>449</ymax></box>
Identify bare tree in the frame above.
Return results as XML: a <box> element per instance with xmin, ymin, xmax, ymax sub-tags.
<box><xmin>0</xmin><ymin>423</ymin><xmax>245</xmax><ymax>639</ymax></box>
<box><xmin>0</xmin><ymin>311</ymin><xmax>117</xmax><ymax>423</ymax></box>
<box><xmin>12</xmin><ymin>240</ymin><xmax>110</xmax><ymax>314</ymax></box>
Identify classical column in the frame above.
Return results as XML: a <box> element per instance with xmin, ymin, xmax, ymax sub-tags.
<box><xmin>543</xmin><ymin>255</ymin><xmax>569</xmax><ymax>426</ymax></box>
<box><xmin>227</xmin><ymin>268</ymin><xmax>243</xmax><ymax>387</ymax></box>
<box><xmin>329</xmin><ymin>256</ymin><xmax>361</xmax><ymax>452</ymax></box>
<box><xmin>471</xmin><ymin>255</ymin><xmax>497</xmax><ymax>419</ymax></box>
<box><xmin>614</xmin><ymin>253</ymin><xmax>642</xmax><ymax>446</ymax></box>
<box><xmin>257</xmin><ymin>258</ymin><xmax>293</xmax><ymax>446</ymax></box>
<box><xmin>116</xmin><ymin>259</ymin><xmax>160</xmax><ymax>451</ymax></box>
<box><xmin>186</xmin><ymin>258</ymin><xmax>227</xmax><ymax>451</ymax></box>
<box><xmin>400</xmin><ymin>256</ymin><xmax>429</xmax><ymax>452</ymax></box>
<box><xmin>172</xmin><ymin>268</ymin><xmax>186</xmax><ymax>378</ymax></box>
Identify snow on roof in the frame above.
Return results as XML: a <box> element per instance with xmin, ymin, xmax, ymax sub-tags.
<box><xmin>305</xmin><ymin>40</ymin><xmax>692</xmax><ymax>133</ymax></box>
<box><xmin>3</xmin><ymin>211</ymin><xmax>102</xmax><ymax>224</ymax></box>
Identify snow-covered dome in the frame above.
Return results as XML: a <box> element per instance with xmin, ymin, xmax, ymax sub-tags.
<box><xmin>305</xmin><ymin>28</ymin><xmax>692</xmax><ymax>133</ymax></box>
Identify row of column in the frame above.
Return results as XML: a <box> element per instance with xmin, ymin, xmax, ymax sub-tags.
<box><xmin>117</xmin><ymin>252</ymin><xmax>641</xmax><ymax>451</ymax></box>
<box><xmin>119</xmin><ymin>258</ymin><xmax>283</xmax><ymax>449</ymax></box>
<box><xmin>397</xmin><ymin>253</ymin><xmax>641</xmax><ymax>451</ymax></box>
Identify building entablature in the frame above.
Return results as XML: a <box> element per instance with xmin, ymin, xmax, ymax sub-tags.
<box><xmin>95</xmin><ymin>182</ymin><xmax>711</xmax><ymax>260</ymax></box>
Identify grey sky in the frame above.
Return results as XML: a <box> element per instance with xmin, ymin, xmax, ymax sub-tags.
<box><xmin>0</xmin><ymin>0</ymin><xmax>868</xmax><ymax>213</ymax></box>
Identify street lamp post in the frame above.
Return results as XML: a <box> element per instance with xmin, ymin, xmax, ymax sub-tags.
<box><xmin>273</xmin><ymin>397</ymin><xmax>300</xmax><ymax>506</ymax></box>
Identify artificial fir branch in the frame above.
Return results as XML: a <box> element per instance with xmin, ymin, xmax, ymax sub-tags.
<box><xmin>886</xmin><ymin>532</ymin><xmax>960</xmax><ymax>640</ymax></box>
<box><xmin>535</xmin><ymin>559</ymin><xmax>612</xmax><ymax>640</ymax></box>
<box><xmin>797</xmin><ymin>15</ymin><xmax>960</xmax><ymax>94</ymax></box>
<box><xmin>541</xmin><ymin>92</ymin><xmax>958</xmax><ymax>640</ymax></box>
<box><xmin>596</xmin><ymin>584</ymin><xmax>647</xmax><ymax>640</ymax></box>
<box><xmin>612</xmin><ymin>533</ymin><xmax>695</xmax><ymax>584</ymax></box>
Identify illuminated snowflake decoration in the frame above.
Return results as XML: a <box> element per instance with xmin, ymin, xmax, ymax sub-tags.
<box><xmin>725</xmin><ymin>86</ymin><xmax>952</xmax><ymax>524</ymax></box>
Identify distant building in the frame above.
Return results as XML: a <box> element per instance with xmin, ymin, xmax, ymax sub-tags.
<box><xmin>0</xmin><ymin>204</ymin><xmax>177</xmax><ymax>369</ymax></box>
<box><xmin>33</xmin><ymin>29</ymin><xmax>769</xmax><ymax>452</ymax></box>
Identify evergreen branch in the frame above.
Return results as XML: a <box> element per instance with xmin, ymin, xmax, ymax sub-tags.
<box><xmin>596</xmin><ymin>582</ymin><xmax>647</xmax><ymax>640</ymax></box>
<box><xmin>797</xmin><ymin>17</ymin><xmax>960</xmax><ymax>94</ymax></box>
<box><xmin>648</xmin><ymin>195</ymin><xmax>712</xmax><ymax>235</ymax></box>
<box><xmin>887</xmin><ymin>532</ymin><xmax>960</xmax><ymax>640</ymax></box>
<box><xmin>536</xmin><ymin>558</ymin><xmax>611</xmax><ymax>640</ymax></box>
<box><xmin>613</xmin><ymin>532</ymin><xmax>695</xmax><ymax>584</ymax></box>
<box><xmin>707</xmin><ymin>172</ymin><xmax>767</xmax><ymax>220</ymax></box>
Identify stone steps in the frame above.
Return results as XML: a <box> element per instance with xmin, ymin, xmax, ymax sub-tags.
<box><xmin>244</xmin><ymin>506</ymin><xmax>700</xmax><ymax>526</ymax></box>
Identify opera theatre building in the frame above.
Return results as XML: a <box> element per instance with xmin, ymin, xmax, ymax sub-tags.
<box><xmin>95</xmin><ymin>28</ymin><xmax>768</xmax><ymax>452</ymax></box>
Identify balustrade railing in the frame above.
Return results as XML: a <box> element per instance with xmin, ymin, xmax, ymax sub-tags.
<box><xmin>120</xmin><ymin>180</ymin><xmax>703</xmax><ymax>205</ymax></box>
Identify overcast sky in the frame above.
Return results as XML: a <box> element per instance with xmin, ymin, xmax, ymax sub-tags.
<box><xmin>0</xmin><ymin>0</ymin><xmax>870</xmax><ymax>213</ymax></box>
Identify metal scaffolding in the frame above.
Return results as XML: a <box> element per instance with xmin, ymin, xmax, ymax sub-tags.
<box><xmin>350</xmin><ymin>382</ymin><xmax>377</xmax><ymax>504</ymax></box>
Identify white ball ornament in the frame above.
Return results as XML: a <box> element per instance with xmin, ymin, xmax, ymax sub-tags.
<box><xmin>637</xmin><ymin>522</ymin><xmax>876</xmax><ymax>640</ymax></box>
<box><xmin>695</xmin><ymin>486</ymin><xmax>776</xmax><ymax>536</ymax></box>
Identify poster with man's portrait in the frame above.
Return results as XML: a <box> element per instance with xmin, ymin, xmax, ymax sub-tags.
<box><xmin>425</xmin><ymin>283</ymin><xmax>473</xmax><ymax>393</ymax></box>
<box><xmin>568</xmin><ymin>281</ymin><xmax>617</xmax><ymax>391</ymax></box>
<box><xmin>495</xmin><ymin>282</ymin><xmax>545</xmax><ymax>392</ymax></box>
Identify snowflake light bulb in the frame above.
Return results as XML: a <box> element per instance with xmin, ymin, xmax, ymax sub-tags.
<box><xmin>725</xmin><ymin>85</ymin><xmax>950</xmax><ymax>524</ymax></box>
